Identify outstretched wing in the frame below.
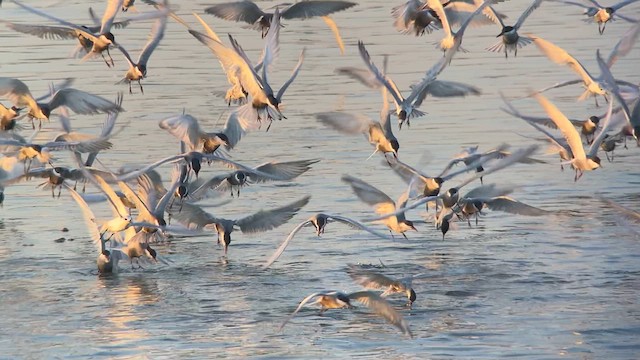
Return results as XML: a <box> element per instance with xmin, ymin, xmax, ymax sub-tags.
<box><xmin>348</xmin><ymin>291</ymin><xmax>412</xmax><ymax>337</ymax></box>
<box><xmin>204</xmin><ymin>1</ymin><xmax>266</xmax><ymax>25</ymax></box>
<box><xmin>262</xmin><ymin>220</ymin><xmax>312</xmax><ymax>268</ymax></box>
<box><xmin>328</xmin><ymin>215</ymin><xmax>391</xmax><ymax>240</ymax></box>
<box><xmin>279</xmin><ymin>291</ymin><xmax>337</xmax><ymax>331</ymax></box>
<box><xmin>49</xmin><ymin>88</ymin><xmax>124</xmax><ymax>115</ymax></box>
<box><xmin>237</xmin><ymin>196</ymin><xmax>310</xmax><ymax>233</ymax></box>
<box><xmin>282</xmin><ymin>1</ymin><xmax>357</xmax><ymax>19</ymax></box>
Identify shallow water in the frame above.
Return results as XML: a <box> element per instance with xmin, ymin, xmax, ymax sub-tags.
<box><xmin>1</xmin><ymin>0</ymin><xmax>640</xmax><ymax>358</ymax></box>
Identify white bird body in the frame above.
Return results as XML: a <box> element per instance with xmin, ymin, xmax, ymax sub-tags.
<box><xmin>533</xmin><ymin>92</ymin><xmax>614</xmax><ymax>181</ymax></box>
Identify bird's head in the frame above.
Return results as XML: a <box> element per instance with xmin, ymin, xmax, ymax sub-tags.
<box><xmin>497</xmin><ymin>26</ymin><xmax>514</xmax><ymax>37</ymax></box>
<box><xmin>605</xmin><ymin>7</ymin><xmax>614</xmax><ymax>15</ymax></box>
<box><xmin>136</xmin><ymin>64</ymin><xmax>147</xmax><ymax>78</ymax></box>
<box><xmin>405</xmin><ymin>220</ymin><xmax>418</xmax><ymax>232</ymax></box>
<box><xmin>588</xmin><ymin>155</ymin><xmax>601</xmax><ymax>169</ymax></box>
<box><xmin>335</xmin><ymin>292</ymin><xmax>352</xmax><ymax>307</ymax></box>
<box><xmin>2</xmin><ymin>119</ymin><xmax>17</xmax><ymax>131</ymax></box>
<box><xmin>434</xmin><ymin>177</ymin><xmax>444</xmax><ymax>186</ymax></box>
<box><xmin>216</xmin><ymin>133</ymin><xmax>230</xmax><ymax>148</ymax></box>
<box><xmin>589</xmin><ymin>115</ymin><xmax>600</xmax><ymax>125</ymax></box>
<box><xmin>38</xmin><ymin>104</ymin><xmax>51</xmax><ymax>119</ymax></box>
<box><xmin>222</xmin><ymin>232</ymin><xmax>231</xmax><ymax>255</ymax></box>
<box><xmin>177</xmin><ymin>185</ymin><xmax>188</xmax><ymax>198</ymax></box>
<box><xmin>407</xmin><ymin>288</ymin><xmax>417</xmax><ymax>305</ymax></box>
<box><xmin>391</xmin><ymin>139</ymin><xmax>400</xmax><ymax>155</ymax></box>
<box><xmin>145</xmin><ymin>245</ymin><xmax>158</xmax><ymax>262</ymax></box>
<box><xmin>101</xmin><ymin>249</ymin><xmax>111</xmax><ymax>262</ymax></box>
<box><xmin>234</xmin><ymin>171</ymin><xmax>247</xmax><ymax>183</ymax></box>
<box><xmin>398</xmin><ymin>110</ymin><xmax>407</xmax><ymax>121</ymax></box>
<box><xmin>314</xmin><ymin>215</ymin><xmax>327</xmax><ymax>236</ymax></box>
<box><xmin>10</xmin><ymin>106</ymin><xmax>22</xmax><ymax>115</ymax></box>
<box><xmin>190</xmin><ymin>157</ymin><xmax>202</xmax><ymax>176</ymax></box>
<box><xmin>267</xmin><ymin>93</ymin><xmax>280</xmax><ymax>108</ymax></box>
<box><xmin>103</xmin><ymin>32</ymin><xmax>116</xmax><ymax>44</ymax></box>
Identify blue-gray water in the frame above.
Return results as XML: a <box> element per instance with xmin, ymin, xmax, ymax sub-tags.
<box><xmin>1</xmin><ymin>0</ymin><xmax>639</xmax><ymax>358</ymax></box>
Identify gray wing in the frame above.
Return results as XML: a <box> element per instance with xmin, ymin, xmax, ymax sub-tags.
<box><xmin>483</xmin><ymin>196</ymin><xmax>550</xmax><ymax>216</ymax></box>
<box><xmin>85</xmin><ymin>93</ymin><xmax>123</xmax><ymax>167</ymax></box>
<box><xmin>335</xmin><ymin>67</ymin><xmax>383</xmax><ymax>89</ymax></box>
<box><xmin>100</xmin><ymin>0</ymin><xmax>125</xmax><ymax>34</ymax></box>
<box><xmin>263</xmin><ymin>220</ymin><xmax>312</xmax><ymax>269</ymax></box>
<box><xmin>35</xmin><ymin>78</ymin><xmax>75</xmax><ymax>102</ymax></box>
<box><xmin>251</xmin><ymin>159</ymin><xmax>319</xmax><ymax>183</ymax></box>
<box><xmin>389</xmin><ymin>159</ymin><xmax>429</xmax><ymax>185</ymax></box>
<box><xmin>612</xmin><ymin>0</ymin><xmax>640</xmax><ymax>11</ymax></box>
<box><xmin>279</xmin><ymin>291</ymin><xmax>335</xmax><ymax>331</ymax></box>
<box><xmin>463</xmin><ymin>184</ymin><xmax>514</xmax><ymax>200</ymax></box>
<box><xmin>236</xmin><ymin>196</ymin><xmax>311</xmax><ymax>234</ymax></box>
<box><xmin>281</xmin><ymin>1</ymin><xmax>357</xmax><ymax>19</ymax></box>
<box><xmin>456</xmin><ymin>145</ymin><xmax>539</xmax><ymax>189</ymax></box>
<box><xmin>2</xmin><ymin>22</ymin><xmax>77</xmax><ymax>40</ymax></box>
<box><xmin>10</xmin><ymin>1</ymin><xmax>99</xmax><ymax>41</ymax></box>
<box><xmin>341</xmin><ymin>175</ymin><xmax>395</xmax><ymax>208</ymax></box>
<box><xmin>316</xmin><ymin>111</ymin><xmax>372</xmax><ymax>135</ymax></box>
<box><xmin>100</xmin><ymin>94</ymin><xmax>122</xmax><ymax>139</ymax></box>
<box><xmin>42</xmin><ymin>138</ymin><xmax>112</xmax><ymax>153</ymax></box>
<box><xmin>167</xmin><ymin>202</ymin><xmax>217</xmax><ymax>230</ymax></box>
<box><xmin>66</xmin><ymin>185</ymin><xmax>103</xmax><ymax>252</ymax></box>
<box><xmin>137</xmin><ymin>11</ymin><xmax>168</xmax><ymax>67</ymax></box>
<box><xmin>276</xmin><ymin>48</ymin><xmax>305</xmax><ymax>101</ymax></box>
<box><xmin>347</xmin><ymin>265</ymin><xmax>398</xmax><ymax>289</ymax></box>
<box><xmin>606</xmin><ymin>21</ymin><xmax>640</xmax><ymax>68</ymax></box>
<box><xmin>183</xmin><ymin>174</ymin><xmax>228</xmax><ymax>202</ymax></box>
<box><xmin>204</xmin><ymin>0</ymin><xmax>265</xmax><ymax>25</ymax></box>
<box><xmin>221</xmin><ymin>111</ymin><xmax>249</xmax><ymax>150</ymax></box>
<box><xmin>158</xmin><ymin>113</ymin><xmax>204</xmax><ymax>151</ymax></box>
<box><xmin>515</xmin><ymin>0</ymin><xmax>544</xmax><ymax>30</ymax></box>
<box><xmin>421</xmin><ymin>80</ymin><xmax>481</xmax><ymax>100</ymax></box>
<box><xmin>58</xmin><ymin>107</ymin><xmax>73</xmax><ymax>133</ymax></box>
<box><xmin>598</xmin><ymin>196</ymin><xmax>640</xmax><ymax>223</ymax></box>
<box><xmin>357</xmin><ymin>41</ymin><xmax>405</xmax><ymax>107</ymax></box>
<box><xmin>596</xmin><ymin>49</ymin><xmax>631</xmax><ymax>124</ymax></box>
<box><xmin>347</xmin><ymin>291</ymin><xmax>412</xmax><ymax>337</ymax></box>
<box><xmin>88</xmin><ymin>7</ymin><xmax>101</xmax><ymax>26</ymax></box>
<box><xmin>115</xmin><ymin>154</ymin><xmax>184</xmax><ymax>182</ymax></box>
<box><xmin>328</xmin><ymin>215</ymin><xmax>392</xmax><ymax>240</ymax></box>
<box><xmin>48</xmin><ymin>89</ymin><xmax>124</xmax><ymax>115</ymax></box>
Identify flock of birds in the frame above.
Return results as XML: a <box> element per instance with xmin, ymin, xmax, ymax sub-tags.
<box><xmin>1</xmin><ymin>0</ymin><xmax>639</xmax><ymax>338</ymax></box>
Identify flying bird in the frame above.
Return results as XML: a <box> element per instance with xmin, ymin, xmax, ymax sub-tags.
<box><xmin>347</xmin><ymin>265</ymin><xmax>421</xmax><ymax>306</ymax></box>
<box><xmin>342</xmin><ymin>175</ymin><xmax>418</xmax><ymax>239</ymax></box>
<box><xmin>532</xmin><ymin>92</ymin><xmax>614</xmax><ymax>181</ymax></box>
<box><xmin>263</xmin><ymin>213</ymin><xmax>391</xmax><ymax>268</ymax></box>
<box><xmin>0</xmin><ymin>78</ymin><xmax>124</xmax><ymax>125</ymax></box>
<box><xmin>204</xmin><ymin>0</ymin><xmax>356</xmax><ymax>53</ymax></box>
<box><xmin>168</xmin><ymin>196</ymin><xmax>310</xmax><ymax>255</ymax></box>
<box><xmin>280</xmin><ymin>290</ymin><xmax>412</xmax><ymax>337</ymax></box>
<box><xmin>553</xmin><ymin>0</ymin><xmax>639</xmax><ymax>34</ymax></box>
<box><xmin>486</xmin><ymin>0</ymin><xmax>543</xmax><ymax>57</ymax></box>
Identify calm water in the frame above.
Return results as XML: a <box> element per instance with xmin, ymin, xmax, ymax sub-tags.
<box><xmin>1</xmin><ymin>0</ymin><xmax>639</xmax><ymax>358</ymax></box>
